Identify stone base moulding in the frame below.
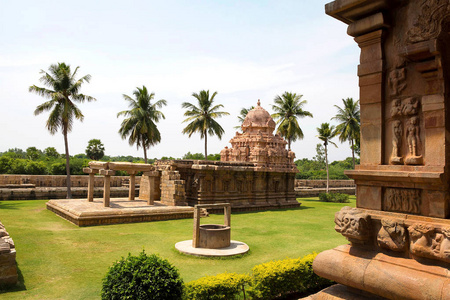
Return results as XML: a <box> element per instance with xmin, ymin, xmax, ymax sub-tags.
<box><xmin>313</xmin><ymin>244</ymin><xmax>450</xmax><ymax>300</ymax></box>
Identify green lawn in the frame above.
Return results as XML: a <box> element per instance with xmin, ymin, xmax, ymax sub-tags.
<box><xmin>0</xmin><ymin>197</ymin><xmax>354</xmax><ymax>299</ymax></box>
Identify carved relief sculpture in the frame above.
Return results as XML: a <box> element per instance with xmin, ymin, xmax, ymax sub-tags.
<box><xmin>402</xmin><ymin>97</ymin><xmax>419</xmax><ymax>116</ymax></box>
<box><xmin>409</xmin><ymin>224</ymin><xmax>450</xmax><ymax>263</ymax></box>
<box><xmin>405</xmin><ymin>116</ymin><xmax>423</xmax><ymax>165</ymax></box>
<box><xmin>334</xmin><ymin>206</ymin><xmax>371</xmax><ymax>244</ymax></box>
<box><xmin>377</xmin><ymin>218</ymin><xmax>407</xmax><ymax>251</ymax></box>
<box><xmin>389</xmin><ymin>68</ymin><xmax>406</xmax><ymax>96</ymax></box>
<box><xmin>407</xmin><ymin>0</ymin><xmax>450</xmax><ymax>43</ymax></box>
<box><xmin>390</xmin><ymin>120</ymin><xmax>403</xmax><ymax>164</ymax></box>
<box><xmin>384</xmin><ymin>188</ymin><xmax>421</xmax><ymax>214</ymax></box>
<box><xmin>390</xmin><ymin>99</ymin><xmax>402</xmax><ymax>118</ymax></box>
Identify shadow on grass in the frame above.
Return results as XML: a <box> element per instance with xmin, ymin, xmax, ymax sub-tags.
<box><xmin>0</xmin><ymin>201</ymin><xmax>28</xmax><ymax>210</ymax></box>
<box><xmin>0</xmin><ymin>261</ymin><xmax>27</xmax><ymax>293</ymax></box>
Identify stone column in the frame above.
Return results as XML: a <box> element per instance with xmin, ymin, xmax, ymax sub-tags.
<box><xmin>100</xmin><ymin>169</ymin><xmax>115</xmax><ymax>207</ymax></box>
<box><xmin>192</xmin><ymin>206</ymin><xmax>200</xmax><ymax>248</ymax></box>
<box><xmin>83</xmin><ymin>168</ymin><xmax>98</xmax><ymax>202</ymax></box>
<box><xmin>224</xmin><ymin>204</ymin><xmax>231</xmax><ymax>227</ymax></box>
<box><xmin>128</xmin><ymin>171</ymin><xmax>136</xmax><ymax>201</ymax></box>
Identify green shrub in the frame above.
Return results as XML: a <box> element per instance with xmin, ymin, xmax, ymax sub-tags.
<box><xmin>101</xmin><ymin>251</ymin><xmax>183</xmax><ymax>300</ymax></box>
<box><xmin>184</xmin><ymin>272</ymin><xmax>250</xmax><ymax>300</ymax></box>
<box><xmin>319</xmin><ymin>193</ymin><xmax>350</xmax><ymax>203</ymax></box>
<box><xmin>25</xmin><ymin>161</ymin><xmax>46</xmax><ymax>175</ymax></box>
<box><xmin>248</xmin><ymin>253</ymin><xmax>332</xmax><ymax>299</ymax></box>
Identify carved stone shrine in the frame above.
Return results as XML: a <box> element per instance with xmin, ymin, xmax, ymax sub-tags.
<box><xmin>312</xmin><ymin>1</ymin><xmax>450</xmax><ymax>299</ymax></box>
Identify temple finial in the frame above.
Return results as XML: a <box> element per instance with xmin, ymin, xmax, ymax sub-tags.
<box><xmin>257</xmin><ymin>99</ymin><xmax>261</xmax><ymax>106</ymax></box>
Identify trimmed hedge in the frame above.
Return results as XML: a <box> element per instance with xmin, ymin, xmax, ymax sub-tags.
<box><xmin>319</xmin><ymin>192</ymin><xmax>350</xmax><ymax>203</ymax></box>
<box><xmin>183</xmin><ymin>253</ymin><xmax>332</xmax><ymax>300</ymax></box>
<box><xmin>248</xmin><ymin>253</ymin><xmax>332</xmax><ymax>300</ymax></box>
<box><xmin>184</xmin><ymin>272</ymin><xmax>250</xmax><ymax>300</ymax></box>
<box><xmin>101</xmin><ymin>251</ymin><xmax>184</xmax><ymax>300</ymax></box>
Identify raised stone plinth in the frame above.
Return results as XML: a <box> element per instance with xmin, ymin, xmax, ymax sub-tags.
<box><xmin>175</xmin><ymin>240</ymin><xmax>249</xmax><ymax>257</ymax></box>
<box><xmin>46</xmin><ymin>198</ymin><xmax>194</xmax><ymax>226</ymax></box>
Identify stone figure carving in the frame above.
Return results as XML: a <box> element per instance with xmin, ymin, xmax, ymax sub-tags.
<box><xmin>389</xmin><ymin>68</ymin><xmax>406</xmax><ymax>96</ymax></box>
<box><xmin>407</xmin><ymin>0</ymin><xmax>450</xmax><ymax>43</ymax></box>
<box><xmin>390</xmin><ymin>120</ymin><xmax>403</xmax><ymax>165</ymax></box>
<box><xmin>335</xmin><ymin>206</ymin><xmax>371</xmax><ymax>244</ymax></box>
<box><xmin>390</xmin><ymin>99</ymin><xmax>402</xmax><ymax>118</ymax></box>
<box><xmin>405</xmin><ymin>116</ymin><xmax>423</xmax><ymax>165</ymax></box>
<box><xmin>377</xmin><ymin>218</ymin><xmax>407</xmax><ymax>251</ymax></box>
<box><xmin>402</xmin><ymin>97</ymin><xmax>419</xmax><ymax>116</ymax></box>
<box><xmin>409</xmin><ymin>224</ymin><xmax>450</xmax><ymax>263</ymax></box>
<box><xmin>384</xmin><ymin>188</ymin><xmax>421</xmax><ymax>214</ymax></box>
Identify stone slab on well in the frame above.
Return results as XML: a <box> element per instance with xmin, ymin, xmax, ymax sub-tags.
<box><xmin>46</xmin><ymin>198</ymin><xmax>194</xmax><ymax>227</ymax></box>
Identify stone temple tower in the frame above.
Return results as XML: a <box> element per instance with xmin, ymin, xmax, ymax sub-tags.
<box><xmin>220</xmin><ymin>100</ymin><xmax>296</xmax><ymax>173</ymax></box>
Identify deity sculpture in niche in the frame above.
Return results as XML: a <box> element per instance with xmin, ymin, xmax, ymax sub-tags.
<box><xmin>405</xmin><ymin>116</ymin><xmax>423</xmax><ymax>165</ymax></box>
<box><xmin>390</xmin><ymin>120</ymin><xmax>403</xmax><ymax>165</ymax></box>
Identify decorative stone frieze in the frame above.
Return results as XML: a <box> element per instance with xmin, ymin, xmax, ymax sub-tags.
<box><xmin>409</xmin><ymin>223</ymin><xmax>450</xmax><ymax>263</ymax></box>
<box><xmin>334</xmin><ymin>207</ymin><xmax>371</xmax><ymax>244</ymax></box>
<box><xmin>377</xmin><ymin>218</ymin><xmax>407</xmax><ymax>251</ymax></box>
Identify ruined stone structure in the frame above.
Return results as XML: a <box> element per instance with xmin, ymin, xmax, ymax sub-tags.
<box><xmin>0</xmin><ymin>220</ymin><xmax>17</xmax><ymax>286</ymax></box>
<box><xmin>312</xmin><ymin>1</ymin><xmax>450</xmax><ymax>299</ymax></box>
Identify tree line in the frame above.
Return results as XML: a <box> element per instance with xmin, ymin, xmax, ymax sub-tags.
<box><xmin>27</xmin><ymin>62</ymin><xmax>360</xmax><ymax>197</ymax></box>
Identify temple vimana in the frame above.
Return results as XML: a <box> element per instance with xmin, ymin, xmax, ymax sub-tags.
<box><xmin>83</xmin><ymin>100</ymin><xmax>299</xmax><ymax>211</ymax></box>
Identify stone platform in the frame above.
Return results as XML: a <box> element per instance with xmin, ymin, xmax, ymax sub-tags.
<box><xmin>46</xmin><ymin>198</ymin><xmax>194</xmax><ymax>227</ymax></box>
<box><xmin>175</xmin><ymin>240</ymin><xmax>249</xmax><ymax>257</ymax></box>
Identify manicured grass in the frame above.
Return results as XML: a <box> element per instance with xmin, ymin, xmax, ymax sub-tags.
<box><xmin>0</xmin><ymin>197</ymin><xmax>355</xmax><ymax>299</ymax></box>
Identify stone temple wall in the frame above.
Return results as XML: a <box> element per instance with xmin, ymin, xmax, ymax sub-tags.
<box><xmin>0</xmin><ymin>220</ymin><xmax>17</xmax><ymax>286</ymax></box>
<box><xmin>0</xmin><ymin>175</ymin><xmax>137</xmax><ymax>188</ymax></box>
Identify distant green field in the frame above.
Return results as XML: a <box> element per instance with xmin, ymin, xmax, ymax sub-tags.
<box><xmin>0</xmin><ymin>197</ymin><xmax>355</xmax><ymax>299</ymax></box>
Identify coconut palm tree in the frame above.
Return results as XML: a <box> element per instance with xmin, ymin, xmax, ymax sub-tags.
<box><xmin>117</xmin><ymin>86</ymin><xmax>167</xmax><ymax>164</ymax></box>
<box><xmin>332</xmin><ymin>98</ymin><xmax>360</xmax><ymax>169</ymax></box>
<box><xmin>234</xmin><ymin>106</ymin><xmax>254</xmax><ymax>130</ymax></box>
<box><xmin>29</xmin><ymin>62</ymin><xmax>96</xmax><ymax>199</ymax></box>
<box><xmin>271</xmin><ymin>92</ymin><xmax>313</xmax><ymax>150</ymax></box>
<box><xmin>317</xmin><ymin>122</ymin><xmax>338</xmax><ymax>193</ymax></box>
<box><xmin>181</xmin><ymin>90</ymin><xmax>229</xmax><ymax>159</ymax></box>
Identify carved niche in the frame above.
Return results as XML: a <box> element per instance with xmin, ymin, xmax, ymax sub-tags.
<box><xmin>407</xmin><ymin>0</ymin><xmax>450</xmax><ymax>44</ymax></box>
<box><xmin>377</xmin><ymin>218</ymin><xmax>408</xmax><ymax>251</ymax></box>
<box><xmin>335</xmin><ymin>207</ymin><xmax>371</xmax><ymax>244</ymax></box>
<box><xmin>409</xmin><ymin>223</ymin><xmax>450</xmax><ymax>263</ymax></box>
<box><xmin>389</xmin><ymin>96</ymin><xmax>423</xmax><ymax>165</ymax></box>
<box><xmin>384</xmin><ymin>188</ymin><xmax>421</xmax><ymax>214</ymax></box>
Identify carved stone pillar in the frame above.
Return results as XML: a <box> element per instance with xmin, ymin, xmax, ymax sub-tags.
<box><xmin>83</xmin><ymin>167</ymin><xmax>99</xmax><ymax>202</ymax></box>
<box><xmin>100</xmin><ymin>169</ymin><xmax>115</xmax><ymax>207</ymax></box>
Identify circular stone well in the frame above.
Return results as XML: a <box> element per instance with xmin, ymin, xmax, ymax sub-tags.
<box><xmin>198</xmin><ymin>224</ymin><xmax>230</xmax><ymax>249</ymax></box>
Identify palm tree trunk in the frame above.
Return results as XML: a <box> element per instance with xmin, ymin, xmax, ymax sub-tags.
<box><xmin>204</xmin><ymin>131</ymin><xmax>208</xmax><ymax>160</ymax></box>
<box><xmin>351</xmin><ymin>139</ymin><xmax>355</xmax><ymax>169</ymax></box>
<box><xmin>325</xmin><ymin>143</ymin><xmax>329</xmax><ymax>194</ymax></box>
<box><xmin>143</xmin><ymin>146</ymin><xmax>148</xmax><ymax>164</ymax></box>
<box><xmin>288</xmin><ymin>138</ymin><xmax>291</xmax><ymax>151</ymax></box>
<box><xmin>63</xmin><ymin>128</ymin><xmax>72</xmax><ymax>199</ymax></box>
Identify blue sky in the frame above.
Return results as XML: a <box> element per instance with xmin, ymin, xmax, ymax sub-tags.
<box><xmin>0</xmin><ymin>0</ymin><xmax>359</xmax><ymax>161</ymax></box>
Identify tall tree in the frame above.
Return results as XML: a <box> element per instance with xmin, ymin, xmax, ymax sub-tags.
<box><xmin>317</xmin><ymin>122</ymin><xmax>338</xmax><ymax>193</ymax></box>
<box><xmin>271</xmin><ymin>92</ymin><xmax>313</xmax><ymax>150</ymax></box>
<box><xmin>181</xmin><ymin>90</ymin><xmax>229</xmax><ymax>159</ymax></box>
<box><xmin>234</xmin><ymin>106</ymin><xmax>254</xmax><ymax>129</ymax></box>
<box><xmin>85</xmin><ymin>139</ymin><xmax>105</xmax><ymax>160</ymax></box>
<box><xmin>29</xmin><ymin>62</ymin><xmax>96</xmax><ymax>199</ymax></box>
<box><xmin>332</xmin><ymin>98</ymin><xmax>360</xmax><ymax>168</ymax></box>
<box><xmin>117</xmin><ymin>86</ymin><xmax>167</xmax><ymax>163</ymax></box>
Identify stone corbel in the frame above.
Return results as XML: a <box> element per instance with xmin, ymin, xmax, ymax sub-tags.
<box><xmin>335</xmin><ymin>206</ymin><xmax>371</xmax><ymax>244</ymax></box>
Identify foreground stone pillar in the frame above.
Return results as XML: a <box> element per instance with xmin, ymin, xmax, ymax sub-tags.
<box><xmin>128</xmin><ymin>171</ymin><xmax>136</xmax><ymax>201</ymax></box>
<box><xmin>312</xmin><ymin>1</ymin><xmax>450</xmax><ymax>299</ymax></box>
<box><xmin>83</xmin><ymin>168</ymin><xmax>99</xmax><ymax>202</ymax></box>
<box><xmin>100</xmin><ymin>169</ymin><xmax>115</xmax><ymax>207</ymax></box>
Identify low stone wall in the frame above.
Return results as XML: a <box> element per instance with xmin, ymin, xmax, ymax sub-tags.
<box><xmin>0</xmin><ymin>220</ymin><xmax>17</xmax><ymax>285</ymax></box>
<box><xmin>0</xmin><ymin>187</ymin><xmax>137</xmax><ymax>200</ymax></box>
<box><xmin>295</xmin><ymin>187</ymin><xmax>355</xmax><ymax>198</ymax></box>
<box><xmin>0</xmin><ymin>175</ymin><xmax>141</xmax><ymax>188</ymax></box>
<box><xmin>295</xmin><ymin>180</ymin><xmax>355</xmax><ymax>188</ymax></box>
